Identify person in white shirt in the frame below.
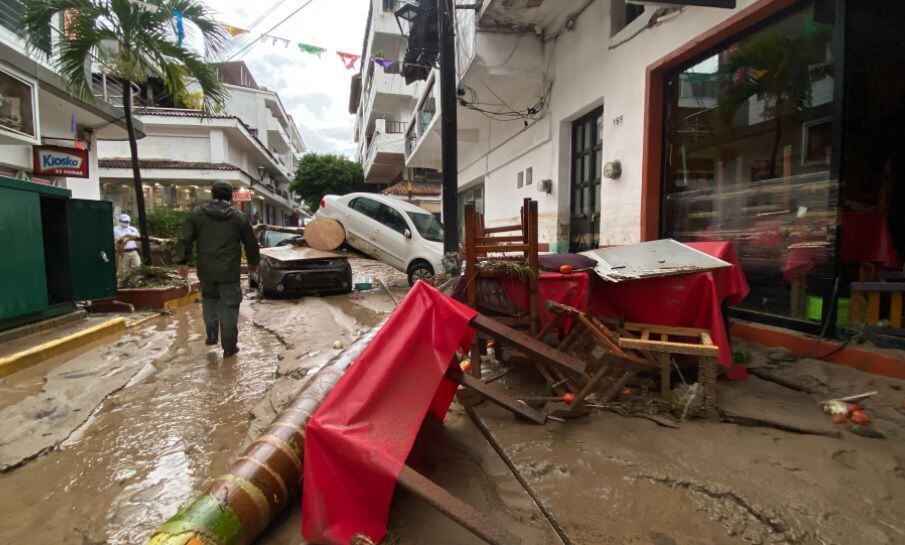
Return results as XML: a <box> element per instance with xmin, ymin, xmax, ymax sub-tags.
<box><xmin>114</xmin><ymin>213</ymin><xmax>141</xmax><ymax>274</ymax></box>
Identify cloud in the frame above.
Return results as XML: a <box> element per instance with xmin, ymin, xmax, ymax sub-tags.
<box><xmin>207</xmin><ymin>0</ymin><xmax>368</xmax><ymax>155</ymax></box>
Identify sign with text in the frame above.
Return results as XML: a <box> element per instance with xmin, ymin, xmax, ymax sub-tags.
<box><xmin>628</xmin><ymin>0</ymin><xmax>735</xmax><ymax>7</ymax></box>
<box><xmin>32</xmin><ymin>145</ymin><xmax>90</xmax><ymax>178</ymax></box>
<box><xmin>233</xmin><ymin>190</ymin><xmax>252</xmax><ymax>202</ymax></box>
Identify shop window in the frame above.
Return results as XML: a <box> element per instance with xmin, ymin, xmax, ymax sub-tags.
<box><xmin>0</xmin><ymin>70</ymin><xmax>36</xmax><ymax>139</ymax></box>
<box><xmin>517</xmin><ymin>171</ymin><xmax>524</xmax><ymax>189</ymax></box>
<box><xmin>662</xmin><ymin>2</ymin><xmax>837</xmax><ymax>321</ymax></box>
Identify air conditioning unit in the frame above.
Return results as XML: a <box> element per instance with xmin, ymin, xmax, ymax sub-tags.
<box><xmin>627</xmin><ymin>0</ymin><xmax>736</xmax><ymax>8</ymax></box>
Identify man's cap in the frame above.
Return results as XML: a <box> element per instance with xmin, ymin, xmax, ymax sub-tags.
<box><xmin>119</xmin><ymin>214</ymin><xmax>131</xmax><ymax>223</ymax></box>
<box><xmin>212</xmin><ymin>180</ymin><xmax>234</xmax><ymax>199</ymax></box>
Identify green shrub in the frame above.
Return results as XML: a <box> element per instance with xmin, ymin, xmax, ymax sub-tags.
<box><xmin>146</xmin><ymin>209</ymin><xmax>188</xmax><ymax>239</ymax></box>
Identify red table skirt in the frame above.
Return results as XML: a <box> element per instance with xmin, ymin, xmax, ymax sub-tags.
<box><xmin>503</xmin><ymin>242</ymin><xmax>749</xmax><ymax>371</ymax></box>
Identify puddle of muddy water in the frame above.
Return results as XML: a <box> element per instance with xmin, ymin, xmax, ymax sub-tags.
<box><xmin>0</xmin><ymin>305</ymin><xmax>282</xmax><ymax>545</ymax></box>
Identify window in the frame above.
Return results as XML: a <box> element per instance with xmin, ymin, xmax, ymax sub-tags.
<box><xmin>526</xmin><ymin>167</ymin><xmax>533</xmax><ymax>186</ymax></box>
<box><xmin>517</xmin><ymin>171</ymin><xmax>524</xmax><ymax>188</ymax></box>
<box><xmin>0</xmin><ymin>70</ymin><xmax>36</xmax><ymax>139</ymax></box>
<box><xmin>407</xmin><ymin>211</ymin><xmax>444</xmax><ymax>243</ymax></box>
<box><xmin>377</xmin><ymin>204</ymin><xmax>409</xmax><ymax>234</ymax></box>
<box><xmin>610</xmin><ymin>1</ymin><xmax>645</xmax><ymax>37</ymax></box>
<box><xmin>662</xmin><ymin>2</ymin><xmax>837</xmax><ymax>321</ymax></box>
<box><xmin>349</xmin><ymin>197</ymin><xmax>380</xmax><ymax>218</ymax></box>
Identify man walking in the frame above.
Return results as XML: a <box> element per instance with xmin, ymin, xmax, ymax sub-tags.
<box><xmin>175</xmin><ymin>181</ymin><xmax>260</xmax><ymax>357</ymax></box>
<box><xmin>114</xmin><ymin>214</ymin><xmax>141</xmax><ymax>274</ymax></box>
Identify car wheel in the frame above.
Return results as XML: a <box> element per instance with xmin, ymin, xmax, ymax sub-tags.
<box><xmin>407</xmin><ymin>260</ymin><xmax>434</xmax><ymax>287</ymax></box>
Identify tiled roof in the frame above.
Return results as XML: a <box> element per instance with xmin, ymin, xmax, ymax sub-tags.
<box><xmin>99</xmin><ymin>159</ymin><xmax>240</xmax><ymax>171</ymax></box>
<box><xmin>382</xmin><ymin>181</ymin><xmax>442</xmax><ymax>197</ymax></box>
<box><xmin>132</xmin><ymin>107</ymin><xmax>235</xmax><ymax>119</ymax></box>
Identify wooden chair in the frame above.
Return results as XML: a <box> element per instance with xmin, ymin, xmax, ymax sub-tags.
<box><xmin>463</xmin><ymin>199</ymin><xmax>540</xmax><ymax>377</ymax></box>
<box><xmin>851</xmin><ymin>281</ymin><xmax>904</xmax><ymax>328</ymax></box>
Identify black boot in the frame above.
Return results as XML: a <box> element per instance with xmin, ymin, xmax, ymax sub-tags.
<box><xmin>223</xmin><ymin>346</ymin><xmax>240</xmax><ymax>358</ymax></box>
<box><xmin>205</xmin><ymin>335</ymin><xmax>218</xmax><ymax>346</ymax></box>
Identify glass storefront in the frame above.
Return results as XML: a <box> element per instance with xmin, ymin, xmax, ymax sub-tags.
<box><xmin>102</xmin><ymin>182</ymin><xmax>211</xmax><ymax>217</ymax></box>
<box><xmin>663</xmin><ymin>2</ymin><xmax>838</xmax><ymax>322</ymax></box>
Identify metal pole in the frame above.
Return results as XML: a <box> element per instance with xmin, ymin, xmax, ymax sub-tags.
<box><xmin>439</xmin><ymin>0</ymin><xmax>459</xmax><ymax>262</ymax></box>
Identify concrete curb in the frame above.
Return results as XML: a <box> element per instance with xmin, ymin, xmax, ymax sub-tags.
<box><xmin>126</xmin><ymin>313</ymin><xmax>164</xmax><ymax>330</ymax></box>
<box><xmin>0</xmin><ymin>318</ymin><xmax>128</xmax><ymax>379</ymax></box>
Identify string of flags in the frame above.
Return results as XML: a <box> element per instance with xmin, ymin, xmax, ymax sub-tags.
<box><xmin>219</xmin><ymin>22</ymin><xmax>397</xmax><ymax>72</ymax></box>
<box><xmin>121</xmin><ymin>3</ymin><xmax>393</xmax><ymax>73</ymax></box>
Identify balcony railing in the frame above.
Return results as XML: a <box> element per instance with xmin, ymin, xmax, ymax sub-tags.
<box><xmin>1</xmin><ymin>0</ymin><xmax>51</xmax><ymax>52</ymax></box>
<box><xmin>405</xmin><ymin>80</ymin><xmax>437</xmax><ymax>156</ymax></box>
<box><xmin>381</xmin><ymin>0</ymin><xmax>405</xmax><ymax>13</ymax></box>
<box><xmin>385</xmin><ymin>120</ymin><xmax>407</xmax><ymax>134</ymax></box>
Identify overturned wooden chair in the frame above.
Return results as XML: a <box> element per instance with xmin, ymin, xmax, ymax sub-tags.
<box><xmin>463</xmin><ymin>198</ymin><xmax>540</xmax><ymax>378</ymax></box>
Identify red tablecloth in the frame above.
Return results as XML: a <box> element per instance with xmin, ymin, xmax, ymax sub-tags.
<box><xmin>505</xmin><ymin>243</ymin><xmax>748</xmax><ymax>370</ymax></box>
<box><xmin>302</xmin><ymin>283</ymin><xmax>477</xmax><ymax>545</ymax></box>
<box><xmin>841</xmin><ymin>211</ymin><xmax>902</xmax><ymax>268</ymax></box>
<box><xmin>590</xmin><ymin>241</ymin><xmax>749</xmax><ymax>369</ymax></box>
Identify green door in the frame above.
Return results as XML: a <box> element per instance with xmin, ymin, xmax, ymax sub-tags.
<box><xmin>67</xmin><ymin>199</ymin><xmax>117</xmax><ymax>301</ymax></box>
<box><xmin>0</xmin><ymin>188</ymin><xmax>48</xmax><ymax>320</ymax></box>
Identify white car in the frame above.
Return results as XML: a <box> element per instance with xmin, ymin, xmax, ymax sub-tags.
<box><xmin>316</xmin><ymin>193</ymin><xmax>444</xmax><ymax>286</ymax></box>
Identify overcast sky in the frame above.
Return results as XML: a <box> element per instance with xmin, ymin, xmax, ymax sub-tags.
<box><xmin>205</xmin><ymin>0</ymin><xmax>369</xmax><ymax>157</ymax></box>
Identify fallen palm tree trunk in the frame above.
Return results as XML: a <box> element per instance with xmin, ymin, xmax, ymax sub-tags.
<box><xmin>145</xmin><ymin>322</ymin><xmax>385</xmax><ymax>545</ymax></box>
<box><xmin>146</xmin><ymin>312</ymin><xmax>520</xmax><ymax>545</ymax></box>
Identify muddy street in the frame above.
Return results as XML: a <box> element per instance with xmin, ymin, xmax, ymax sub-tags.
<box><xmin>0</xmin><ymin>260</ymin><xmax>402</xmax><ymax>545</ymax></box>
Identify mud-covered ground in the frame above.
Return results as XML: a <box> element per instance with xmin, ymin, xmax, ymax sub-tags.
<box><xmin>2</xmin><ymin>257</ymin><xmax>904</xmax><ymax>545</ymax></box>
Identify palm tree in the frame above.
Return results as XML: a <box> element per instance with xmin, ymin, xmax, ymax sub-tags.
<box><xmin>22</xmin><ymin>0</ymin><xmax>229</xmax><ymax>264</ymax></box>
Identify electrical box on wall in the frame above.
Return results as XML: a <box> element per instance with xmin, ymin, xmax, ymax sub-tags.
<box><xmin>627</xmin><ymin>0</ymin><xmax>736</xmax><ymax>8</ymax></box>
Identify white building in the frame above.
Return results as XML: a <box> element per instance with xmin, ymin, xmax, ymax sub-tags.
<box><xmin>399</xmin><ymin>0</ymin><xmax>905</xmax><ymax>336</ymax></box>
<box><xmin>351</xmin><ymin>0</ymin><xmax>426</xmax><ymax>186</ymax></box>
<box><xmin>0</xmin><ymin>2</ymin><xmax>136</xmax><ymax>199</ymax></box>
<box><xmin>98</xmin><ymin>62</ymin><xmax>307</xmax><ymax>225</ymax></box>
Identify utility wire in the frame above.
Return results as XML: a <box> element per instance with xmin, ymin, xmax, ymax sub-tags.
<box><xmin>225</xmin><ymin>0</ymin><xmax>319</xmax><ymax>61</ymax></box>
<box><xmin>222</xmin><ymin>0</ymin><xmax>292</xmax><ymax>57</ymax></box>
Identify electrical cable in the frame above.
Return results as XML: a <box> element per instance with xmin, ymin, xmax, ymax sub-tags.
<box><xmin>225</xmin><ymin>0</ymin><xmax>319</xmax><ymax>61</ymax></box>
<box><xmin>222</xmin><ymin>0</ymin><xmax>292</xmax><ymax>58</ymax></box>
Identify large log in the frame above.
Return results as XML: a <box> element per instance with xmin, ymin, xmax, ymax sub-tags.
<box><xmin>304</xmin><ymin>217</ymin><xmax>345</xmax><ymax>251</ymax></box>
<box><xmin>145</xmin><ymin>323</ymin><xmax>385</xmax><ymax>545</ymax></box>
<box><xmin>145</xmin><ymin>319</ymin><xmax>520</xmax><ymax>545</ymax></box>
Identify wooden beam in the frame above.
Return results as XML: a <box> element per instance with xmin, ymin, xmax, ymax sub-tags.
<box><xmin>397</xmin><ymin>465</ymin><xmax>522</xmax><ymax>545</ymax></box>
<box><xmin>623</xmin><ymin>322</ymin><xmax>710</xmax><ymax>338</ymax></box>
<box><xmin>474</xmin><ymin>244</ymin><xmax>531</xmax><ymax>254</ymax></box>
<box><xmin>482</xmin><ymin>224</ymin><xmax>523</xmax><ymax>234</ymax></box>
<box><xmin>618</xmin><ymin>338</ymin><xmax>720</xmax><ymax>357</ymax></box>
<box><xmin>475</xmin><ymin>236</ymin><xmax>525</xmax><ymax>244</ymax></box>
<box><xmin>446</xmin><ymin>368</ymin><xmax>546</xmax><ymax>424</ymax></box>
<box><xmin>852</xmin><ymin>282</ymin><xmax>905</xmax><ymax>293</ymax></box>
<box><xmin>471</xmin><ymin>314</ymin><xmax>587</xmax><ymax>374</ymax></box>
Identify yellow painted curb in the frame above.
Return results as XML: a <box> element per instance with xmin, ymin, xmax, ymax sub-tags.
<box><xmin>126</xmin><ymin>313</ymin><xmax>164</xmax><ymax>330</ymax></box>
<box><xmin>163</xmin><ymin>290</ymin><xmax>201</xmax><ymax>310</ymax></box>
<box><xmin>0</xmin><ymin>318</ymin><xmax>128</xmax><ymax>379</ymax></box>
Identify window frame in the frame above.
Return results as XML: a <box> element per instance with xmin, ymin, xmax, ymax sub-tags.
<box><xmin>348</xmin><ymin>196</ymin><xmax>381</xmax><ymax>219</ymax></box>
<box><xmin>0</xmin><ymin>67</ymin><xmax>40</xmax><ymax>144</ymax></box>
<box><xmin>377</xmin><ymin>203</ymin><xmax>410</xmax><ymax>234</ymax></box>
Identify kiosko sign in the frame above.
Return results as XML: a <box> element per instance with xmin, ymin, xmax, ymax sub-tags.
<box><xmin>32</xmin><ymin>145</ymin><xmax>90</xmax><ymax>178</ymax></box>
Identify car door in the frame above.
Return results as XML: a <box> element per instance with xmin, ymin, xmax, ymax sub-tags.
<box><xmin>344</xmin><ymin>197</ymin><xmax>382</xmax><ymax>256</ymax></box>
<box><xmin>372</xmin><ymin>203</ymin><xmax>411</xmax><ymax>270</ymax></box>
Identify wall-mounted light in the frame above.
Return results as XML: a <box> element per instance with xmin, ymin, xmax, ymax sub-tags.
<box><xmin>394</xmin><ymin>2</ymin><xmax>422</xmax><ymax>33</ymax></box>
<box><xmin>604</xmin><ymin>160</ymin><xmax>622</xmax><ymax>180</ymax></box>
<box><xmin>537</xmin><ymin>179</ymin><xmax>553</xmax><ymax>194</ymax></box>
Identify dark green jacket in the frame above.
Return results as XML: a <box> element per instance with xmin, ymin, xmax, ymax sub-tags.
<box><xmin>175</xmin><ymin>201</ymin><xmax>260</xmax><ymax>283</ymax></box>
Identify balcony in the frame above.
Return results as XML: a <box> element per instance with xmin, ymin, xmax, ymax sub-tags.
<box><xmin>362</xmin><ymin>65</ymin><xmax>415</xmax><ymax>132</ymax></box>
<box><xmin>404</xmin><ymin>75</ymin><xmax>442</xmax><ymax>170</ymax></box>
<box><xmin>364</xmin><ymin>119</ymin><xmax>407</xmax><ymax>184</ymax></box>
<box><xmin>373</xmin><ymin>0</ymin><xmax>409</xmax><ymax>36</ymax></box>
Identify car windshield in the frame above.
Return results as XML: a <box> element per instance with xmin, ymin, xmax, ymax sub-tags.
<box><xmin>264</xmin><ymin>231</ymin><xmax>300</xmax><ymax>247</ymax></box>
<box><xmin>406</xmin><ymin>212</ymin><xmax>444</xmax><ymax>243</ymax></box>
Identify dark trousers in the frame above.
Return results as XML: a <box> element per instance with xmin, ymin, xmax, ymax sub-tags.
<box><xmin>201</xmin><ymin>281</ymin><xmax>242</xmax><ymax>351</ymax></box>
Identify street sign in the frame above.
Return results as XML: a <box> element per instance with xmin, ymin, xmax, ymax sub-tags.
<box><xmin>232</xmin><ymin>190</ymin><xmax>252</xmax><ymax>202</ymax></box>
<box><xmin>628</xmin><ymin>0</ymin><xmax>736</xmax><ymax>7</ymax></box>
<box><xmin>32</xmin><ymin>145</ymin><xmax>90</xmax><ymax>178</ymax></box>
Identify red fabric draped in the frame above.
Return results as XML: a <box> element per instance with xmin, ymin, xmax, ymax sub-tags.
<box><xmin>301</xmin><ymin>282</ymin><xmax>477</xmax><ymax>545</ymax></box>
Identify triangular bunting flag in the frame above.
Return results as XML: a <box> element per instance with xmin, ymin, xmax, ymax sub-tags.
<box><xmin>221</xmin><ymin>23</ymin><xmax>249</xmax><ymax>37</ymax></box>
<box><xmin>337</xmin><ymin>51</ymin><xmax>361</xmax><ymax>70</ymax></box>
<box><xmin>372</xmin><ymin>56</ymin><xmax>396</xmax><ymax>69</ymax></box>
<box><xmin>298</xmin><ymin>43</ymin><xmax>327</xmax><ymax>57</ymax></box>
